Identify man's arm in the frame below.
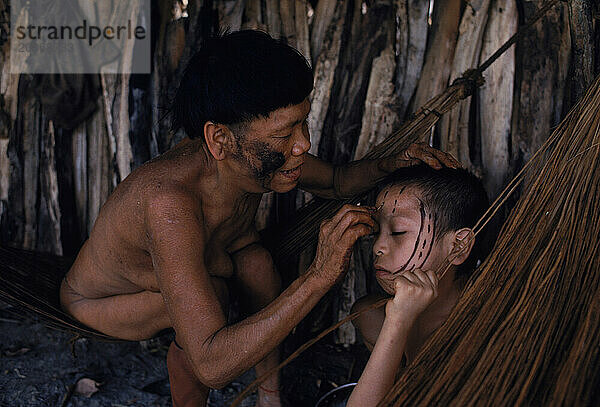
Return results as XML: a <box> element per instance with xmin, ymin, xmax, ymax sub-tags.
<box><xmin>298</xmin><ymin>143</ymin><xmax>461</xmax><ymax>199</ymax></box>
<box><xmin>147</xmin><ymin>193</ymin><xmax>375</xmax><ymax>389</ymax></box>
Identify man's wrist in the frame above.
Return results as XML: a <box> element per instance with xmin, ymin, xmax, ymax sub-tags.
<box><xmin>304</xmin><ymin>265</ymin><xmax>335</xmax><ymax>296</ymax></box>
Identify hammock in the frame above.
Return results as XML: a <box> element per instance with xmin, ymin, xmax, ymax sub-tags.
<box><xmin>232</xmin><ymin>60</ymin><xmax>600</xmax><ymax>407</ymax></box>
<box><xmin>379</xmin><ymin>69</ymin><xmax>600</xmax><ymax>407</ymax></box>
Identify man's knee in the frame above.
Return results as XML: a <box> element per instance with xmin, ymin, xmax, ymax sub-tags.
<box><xmin>232</xmin><ymin>243</ymin><xmax>281</xmax><ymax>305</ymax></box>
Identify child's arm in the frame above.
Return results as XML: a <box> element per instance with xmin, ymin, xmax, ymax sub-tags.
<box><xmin>347</xmin><ymin>269</ymin><xmax>439</xmax><ymax>407</ymax></box>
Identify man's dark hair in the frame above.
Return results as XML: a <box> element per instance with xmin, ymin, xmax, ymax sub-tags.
<box><xmin>380</xmin><ymin>165</ymin><xmax>490</xmax><ymax>281</ymax></box>
<box><xmin>171</xmin><ymin>30</ymin><xmax>314</xmax><ymax>140</ymax></box>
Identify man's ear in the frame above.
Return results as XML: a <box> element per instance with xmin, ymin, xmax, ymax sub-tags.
<box><xmin>203</xmin><ymin>121</ymin><xmax>235</xmax><ymax>160</ymax></box>
<box><xmin>449</xmin><ymin>228</ymin><xmax>475</xmax><ymax>266</ymax></box>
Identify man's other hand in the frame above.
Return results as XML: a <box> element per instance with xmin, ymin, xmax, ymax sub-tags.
<box><xmin>377</xmin><ymin>142</ymin><xmax>461</xmax><ymax>173</ymax></box>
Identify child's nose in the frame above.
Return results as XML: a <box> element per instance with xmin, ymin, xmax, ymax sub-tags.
<box><xmin>373</xmin><ymin>236</ymin><xmax>387</xmax><ymax>257</ymax></box>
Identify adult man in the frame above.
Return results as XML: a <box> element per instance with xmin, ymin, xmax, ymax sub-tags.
<box><xmin>59</xmin><ymin>30</ymin><xmax>458</xmax><ymax>406</ymax></box>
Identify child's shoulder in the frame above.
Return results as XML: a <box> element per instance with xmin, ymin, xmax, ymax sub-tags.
<box><xmin>351</xmin><ymin>293</ymin><xmax>388</xmax><ymax>349</ymax></box>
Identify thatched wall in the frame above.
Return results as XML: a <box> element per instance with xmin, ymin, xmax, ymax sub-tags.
<box><xmin>0</xmin><ymin>0</ymin><xmax>598</xmax><ymax>344</ymax></box>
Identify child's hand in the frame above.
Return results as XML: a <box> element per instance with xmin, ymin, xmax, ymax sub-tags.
<box><xmin>385</xmin><ymin>269</ymin><xmax>439</xmax><ymax>323</ymax></box>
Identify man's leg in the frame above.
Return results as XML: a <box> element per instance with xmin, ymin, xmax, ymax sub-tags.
<box><xmin>60</xmin><ymin>277</ymin><xmax>171</xmax><ymax>340</ymax></box>
<box><xmin>61</xmin><ymin>273</ymin><xmax>232</xmax><ymax>407</ymax></box>
<box><xmin>167</xmin><ymin>277</ymin><xmax>229</xmax><ymax>407</ymax></box>
<box><xmin>167</xmin><ymin>340</ymin><xmax>211</xmax><ymax>407</ymax></box>
<box><xmin>232</xmin><ymin>243</ymin><xmax>282</xmax><ymax>407</ymax></box>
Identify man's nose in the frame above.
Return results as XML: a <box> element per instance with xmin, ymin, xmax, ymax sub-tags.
<box><xmin>291</xmin><ymin>126</ymin><xmax>311</xmax><ymax>156</ymax></box>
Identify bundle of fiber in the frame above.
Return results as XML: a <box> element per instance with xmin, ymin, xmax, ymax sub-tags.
<box><xmin>0</xmin><ymin>245</ymin><xmax>117</xmax><ymax>340</ymax></box>
<box><xmin>380</xmin><ymin>74</ymin><xmax>600</xmax><ymax>406</ymax></box>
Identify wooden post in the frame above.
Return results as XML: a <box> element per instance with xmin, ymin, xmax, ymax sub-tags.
<box><xmin>479</xmin><ymin>0</ymin><xmax>517</xmax><ymax>199</ymax></box>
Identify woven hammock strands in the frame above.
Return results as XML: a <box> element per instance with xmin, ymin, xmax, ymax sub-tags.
<box><xmin>0</xmin><ymin>245</ymin><xmax>117</xmax><ymax>340</ymax></box>
<box><xmin>379</xmin><ymin>73</ymin><xmax>600</xmax><ymax>406</ymax></box>
<box><xmin>230</xmin><ymin>72</ymin><xmax>600</xmax><ymax>407</ymax></box>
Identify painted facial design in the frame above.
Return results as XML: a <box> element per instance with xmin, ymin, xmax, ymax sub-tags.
<box><xmin>392</xmin><ymin>198</ymin><xmax>436</xmax><ymax>273</ymax></box>
<box><xmin>373</xmin><ymin>185</ymin><xmax>438</xmax><ymax>293</ymax></box>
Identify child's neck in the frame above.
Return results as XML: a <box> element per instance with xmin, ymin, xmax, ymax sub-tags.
<box><xmin>404</xmin><ymin>274</ymin><xmax>461</xmax><ymax>363</ymax></box>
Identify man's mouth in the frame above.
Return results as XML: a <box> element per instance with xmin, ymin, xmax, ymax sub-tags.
<box><xmin>280</xmin><ymin>164</ymin><xmax>303</xmax><ymax>180</ymax></box>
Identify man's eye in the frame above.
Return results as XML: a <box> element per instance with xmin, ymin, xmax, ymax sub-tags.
<box><xmin>391</xmin><ymin>231</ymin><xmax>406</xmax><ymax>236</ymax></box>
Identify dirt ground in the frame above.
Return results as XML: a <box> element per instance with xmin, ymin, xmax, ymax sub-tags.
<box><xmin>0</xmin><ymin>302</ymin><xmax>368</xmax><ymax>407</ymax></box>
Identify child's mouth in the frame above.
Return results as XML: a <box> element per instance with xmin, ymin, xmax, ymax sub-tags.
<box><xmin>374</xmin><ymin>266</ymin><xmax>392</xmax><ymax>277</ymax></box>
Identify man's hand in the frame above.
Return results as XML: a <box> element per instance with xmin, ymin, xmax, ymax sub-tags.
<box><xmin>385</xmin><ymin>269</ymin><xmax>439</xmax><ymax>323</ymax></box>
<box><xmin>377</xmin><ymin>142</ymin><xmax>461</xmax><ymax>173</ymax></box>
<box><xmin>309</xmin><ymin>204</ymin><xmax>376</xmax><ymax>287</ymax></box>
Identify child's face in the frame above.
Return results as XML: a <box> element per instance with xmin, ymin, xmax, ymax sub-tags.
<box><xmin>372</xmin><ymin>184</ymin><xmax>453</xmax><ymax>295</ymax></box>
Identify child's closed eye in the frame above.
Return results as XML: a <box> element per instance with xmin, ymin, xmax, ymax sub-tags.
<box><xmin>391</xmin><ymin>231</ymin><xmax>407</xmax><ymax>236</ymax></box>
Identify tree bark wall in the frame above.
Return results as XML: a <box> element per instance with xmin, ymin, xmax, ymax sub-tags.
<box><xmin>1</xmin><ymin>0</ymin><xmax>598</xmax><ymax>345</ymax></box>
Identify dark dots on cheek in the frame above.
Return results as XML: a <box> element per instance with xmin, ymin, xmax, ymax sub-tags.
<box><xmin>392</xmin><ymin>207</ymin><xmax>396</xmax><ymax>214</ymax></box>
<box><xmin>418</xmin><ymin>252</ymin><xmax>423</xmax><ymax>259</ymax></box>
<box><xmin>422</xmin><ymin>240</ymin><xmax>427</xmax><ymax>249</ymax></box>
<box><xmin>250</xmin><ymin>141</ymin><xmax>286</xmax><ymax>180</ymax></box>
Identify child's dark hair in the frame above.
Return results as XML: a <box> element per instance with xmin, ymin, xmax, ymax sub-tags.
<box><xmin>171</xmin><ymin>30</ymin><xmax>314</xmax><ymax>139</ymax></box>
<box><xmin>380</xmin><ymin>165</ymin><xmax>490</xmax><ymax>281</ymax></box>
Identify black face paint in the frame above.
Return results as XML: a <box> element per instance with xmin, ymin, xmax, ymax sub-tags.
<box><xmin>393</xmin><ymin>198</ymin><xmax>425</xmax><ymax>275</ymax></box>
<box><xmin>418</xmin><ymin>212</ymin><xmax>436</xmax><ymax>269</ymax></box>
<box><xmin>234</xmin><ymin>138</ymin><xmax>286</xmax><ymax>184</ymax></box>
<box><xmin>251</xmin><ymin>141</ymin><xmax>286</xmax><ymax>180</ymax></box>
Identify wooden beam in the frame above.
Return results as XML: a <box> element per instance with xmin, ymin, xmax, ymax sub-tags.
<box><xmin>438</xmin><ymin>0</ymin><xmax>491</xmax><ymax>172</ymax></box>
<box><xmin>354</xmin><ymin>45</ymin><xmax>398</xmax><ymax>160</ymax></box>
<box><xmin>308</xmin><ymin>0</ymin><xmax>347</xmax><ymax>156</ymax></box>
<box><xmin>565</xmin><ymin>0</ymin><xmax>594</xmax><ymax>107</ymax></box>
<box><xmin>479</xmin><ymin>0</ymin><xmax>517</xmax><ymax>198</ymax></box>
<box><xmin>218</xmin><ymin>0</ymin><xmax>246</xmax><ymax>31</ymax></box>
<box><xmin>37</xmin><ymin>120</ymin><xmax>62</xmax><ymax>254</ymax></box>
<box><xmin>410</xmin><ymin>0</ymin><xmax>462</xmax><ymax>122</ymax></box>
<box><xmin>294</xmin><ymin>0</ymin><xmax>312</xmax><ymax>63</ymax></box>
<box><xmin>395</xmin><ymin>0</ymin><xmax>429</xmax><ymax>121</ymax></box>
<box><xmin>511</xmin><ymin>0</ymin><xmax>571</xmax><ymax>168</ymax></box>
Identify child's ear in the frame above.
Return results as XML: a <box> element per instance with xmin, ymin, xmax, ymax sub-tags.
<box><xmin>449</xmin><ymin>228</ymin><xmax>475</xmax><ymax>266</ymax></box>
<box><xmin>203</xmin><ymin>121</ymin><xmax>235</xmax><ymax>160</ymax></box>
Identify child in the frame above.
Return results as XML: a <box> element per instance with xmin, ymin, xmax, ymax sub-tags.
<box><xmin>347</xmin><ymin>165</ymin><xmax>489</xmax><ymax>406</ymax></box>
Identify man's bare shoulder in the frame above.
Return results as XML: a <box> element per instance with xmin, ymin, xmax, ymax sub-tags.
<box><xmin>144</xmin><ymin>183</ymin><xmax>202</xmax><ymax>226</ymax></box>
